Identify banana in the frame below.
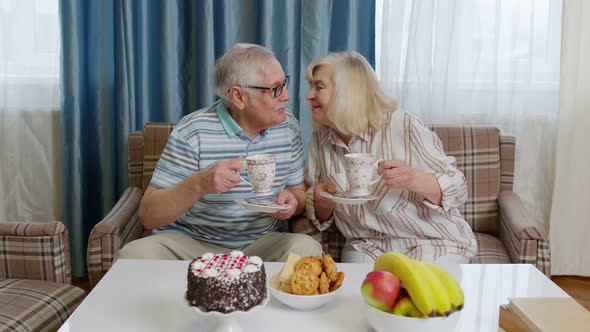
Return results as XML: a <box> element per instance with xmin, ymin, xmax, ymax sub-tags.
<box><xmin>413</xmin><ymin>261</ymin><xmax>452</xmax><ymax>316</ymax></box>
<box><xmin>424</xmin><ymin>262</ymin><xmax>464</xmax><ymax>312</ymax></box>
<box><xmin>374</xmin><ymin>252</ymin><xmax>437</xmax><ymax>316</ymax></box>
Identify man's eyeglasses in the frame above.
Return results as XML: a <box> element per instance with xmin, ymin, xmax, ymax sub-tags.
<box><xmin>244</xmin><ymin>76</ymin><xmax>290</xmax><ymax>98</ymax></box>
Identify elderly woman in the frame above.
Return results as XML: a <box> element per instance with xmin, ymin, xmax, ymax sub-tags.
<box><xmin>305</xmin><ymin>52</ymin><xmax>477</xmax><ymax>264</ymax></box>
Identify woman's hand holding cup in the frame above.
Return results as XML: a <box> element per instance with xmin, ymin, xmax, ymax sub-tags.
<box><xmin>313</xmin><ymin>181</ymin><xmax>337</xmax><ymax>221</ymax></box>
<box><xmin>377</xmin><ymin>159</ymin><xmax>418</xmax><ymax>191</ymax></box>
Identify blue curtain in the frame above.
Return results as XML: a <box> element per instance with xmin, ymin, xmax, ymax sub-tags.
<box><xmin>60</xmin><ymin>0</ymin><xmax>375</xmax><ymax>277</ymax></box>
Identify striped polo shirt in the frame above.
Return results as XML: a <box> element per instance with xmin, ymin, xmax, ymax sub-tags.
<box><xmin>150</xmin><ymin>101</ymin><xmax>305</xmax><ymax>248</ymax></box>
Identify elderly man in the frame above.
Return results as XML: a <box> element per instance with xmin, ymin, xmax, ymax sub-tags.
<box><xmin>117</xmin><ymin>43</ymin><xmax>322</xmax><ymax>261</ymax></box>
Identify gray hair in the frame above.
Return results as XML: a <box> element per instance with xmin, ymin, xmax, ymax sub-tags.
<box><xmin>306</xmin><ymin>52</ymin><xmax>398</xmax><ymax>136</ymax></box>
<box><xmin>214</xmin><ymin>43</ymin><xmax>276</xmax><ymax>107</ymax></box>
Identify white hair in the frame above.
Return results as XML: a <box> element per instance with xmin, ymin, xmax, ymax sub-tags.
<box><xmin>306</xmin><ymin>52</ymin><xmax>398</xmax><ymax>136</ymax></box>
<box><xmin>214</xmin><ymin>43</ymin><xmax>276</xmax><ymax>107</ymax></box>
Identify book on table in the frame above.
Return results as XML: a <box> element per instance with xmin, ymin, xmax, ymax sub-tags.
<box><xmin>499</xmin><ymin>304</ymin><xmax>530</xmax><ymax>332</ymax></box>
<box><xmin>503</xmin><ymin>297</ymin><xmax>590</xmax><ymax>332</ymax></box>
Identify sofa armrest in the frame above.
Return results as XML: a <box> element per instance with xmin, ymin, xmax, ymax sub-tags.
<box><xmin>498</xmin><ymin>191</ymin><xmax>551</xmax><ymax>276</ymax></box>
<box><xmin>87</xmin><ymin>187</ymin><xmax>143</xmax><ymax>286</ymax></box>
<box><xmin>0</xmin><ymin>221</ymin><xmax>72</xmax><ymax>284</ymax></box>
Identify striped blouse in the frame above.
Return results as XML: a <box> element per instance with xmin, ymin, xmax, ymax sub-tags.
<box><xmin>305</xmin><ymin>110</ymin><xmax>477</xmax><ymax>261</ymax></box>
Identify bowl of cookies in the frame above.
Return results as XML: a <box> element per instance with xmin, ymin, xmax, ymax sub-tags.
<box><xmin>268</xmin><ymin>253</ymin><xmax>345</xmax><ymax>311</ymax></box>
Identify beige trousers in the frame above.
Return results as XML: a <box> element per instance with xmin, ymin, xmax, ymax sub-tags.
<box><xmin>115</xmin><ymin>230</ymin><xmax>323</xmax><ymax>262</ymax></box>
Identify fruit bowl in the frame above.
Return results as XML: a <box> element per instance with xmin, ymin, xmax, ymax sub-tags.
<box><xmin>364</xmin><ymin>301</ymin><xmax>460</xmax><ymax>332</ymax></box>
<box><xmin>267</xmin><ymin>273</ymin><xmax>342</xmax><ymax>310</ymax></box>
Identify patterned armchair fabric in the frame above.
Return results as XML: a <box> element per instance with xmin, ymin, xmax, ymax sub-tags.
<box><xmin>87</xmin><ymin>124</ymin><xmax>551</xmax><ymax>288</ymax></box>
<box><xmin>0</xmin><ymin>222</ymin><xmax>86</xmax><ymax>332</ymax></box>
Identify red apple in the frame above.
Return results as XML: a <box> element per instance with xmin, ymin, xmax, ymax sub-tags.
<box><xmin>361</xmin><ymin>270</ymin><xmax>401</xmax><ymax>312</ymax></box>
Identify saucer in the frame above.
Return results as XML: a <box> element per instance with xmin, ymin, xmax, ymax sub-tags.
<box><xmin>320</xmin><ymin>192</ymin><xmax>377</xmax><ymax>205</ymax></box>
<box><xmin>235</xmin><ymin>199</ymin><xmax>290</xmax><ymax>213</ymax></box>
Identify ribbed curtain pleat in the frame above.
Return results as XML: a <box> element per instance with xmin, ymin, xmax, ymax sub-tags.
<box><xmin>60</xmin><ymin>0</ymin><xmax>374</xmax><ymax>277</ymax></box>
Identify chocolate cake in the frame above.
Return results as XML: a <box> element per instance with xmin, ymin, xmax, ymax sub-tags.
<box><xmin>186</xmin><ymin>251</ymin><xmax>267</xmax><ymax>313</ymax></box>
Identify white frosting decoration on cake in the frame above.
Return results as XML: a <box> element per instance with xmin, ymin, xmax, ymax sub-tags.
<box><xmin>230</xmin><ymin>251</ymin><xmax>244</xmax><ymax>257</ymax></box>
<box><xmin>243</xmin><ymin>265</ymin><xmax>259</xmax><ymax>273</ymax></box>
<box><xmin>190</xmin><ymin>261</ymin><xmax>206</xmax><ymax>270</ymax></box>
<box><xmin>191</xmin><ymin>251</ymin><xmax>262</xmax><ymax>281</ymax></box>
<box><xmin>227</xmin><ymin>269</ymin><xmax>241</xmax><ymax>278</ymax></box>
<box><xmin>203</xmin><ymin>268</ymin><xmax>220</xmax><ymax>277</ymax></box>
<box><xmin>247</xmin><ymin>256</ymin><xmax>263</xmax><ymax>266</ymax></box>
<box><xmin>201</xmin><ymin>253</ymin><xmax>214</xmax><ymax>260</ymax></box>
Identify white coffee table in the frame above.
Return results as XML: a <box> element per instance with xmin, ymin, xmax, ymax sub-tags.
<box><xmin>58</xmin><ymin>260</ymin><xmax>568</xmax><ymax>332</ymax></box>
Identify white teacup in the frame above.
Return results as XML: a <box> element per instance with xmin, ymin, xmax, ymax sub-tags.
<box><xmin>238</xmin><ymin>154</ymin><xmax>276</xmax><ymax>196</ymax></box>
<box><xmin>344</xmin><ymin>153</ymin><xmax>382</xmax><ymax>197</ymax></box>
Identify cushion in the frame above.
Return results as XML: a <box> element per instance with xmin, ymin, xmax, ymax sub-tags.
<box><xmin>431</xmin><ymin>126</ymin><xmax>501</xmax><ymax>236</ymax></box>
<box><xmin>128</xmin><ymin>131</ymin><xmax>144</xmax><ymax>189</ymax></box>
<box><xmin>142</xmin><ymin>123</ymin><xmax>175</xmax><ymax>191</ymax></box>
<box><xmin>470</xmin><ymin>232</ymin><xmax>511</xmax><ymax>264</ymax></box>
<box><xmin>0</xmin><ymin>279</ymin><xmax>85</xmax><ymax>332</ymax></box>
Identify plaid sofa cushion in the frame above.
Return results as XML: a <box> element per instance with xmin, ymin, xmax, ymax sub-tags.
<box><xmin>142</xmin><ymin>123</ymin><xmax>175</xmax><ymax>191</ymax></box>
<box><xmin>499</xmin><ymin>135</ymin><xmax>515</xmax><ymax>191</ymax></box>
<box><xmin>430</xmin><ymin>127</ymin><xmax>502</xmax><ymax>236</ymax></box>
<box><xmin>128</xmin><ymin>131</ymin><xmax>144</xmax><ymax>189</ymax></box>
<box><xmin>0</xmin><ymin>279</ymin><xmax>85</xmax><ymax>332</ymax></box>
<box><xmin>0</xmin><ymin>222</ymin><xmax>71</xmax><ymax>284</ymax></box>
<box><xmin>470</xmin><ymin>232</ymin><xmax>511</xmax><ymax>264</ymax></box>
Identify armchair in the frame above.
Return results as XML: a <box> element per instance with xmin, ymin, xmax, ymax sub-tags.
<box><xmin>0</xmin><ymin>221</ymin><xmax>85</xmax><ymax>332</ymax></box>
<box><xmin>87</xmin><ymin>124</ymin><xmax>174</xmax><ymax>286</ymax></box>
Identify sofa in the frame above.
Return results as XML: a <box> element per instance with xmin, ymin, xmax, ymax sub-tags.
<box><xmin>87</xmin><ymin>123</ymin><xmax>550</xmax><ymax>287</ymax></box>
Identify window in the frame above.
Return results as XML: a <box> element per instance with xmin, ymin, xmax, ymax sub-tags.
<box><xmin>1</xmin><ymin>0</ymin><xmax>61</xmax><ymax>109</ymax></box>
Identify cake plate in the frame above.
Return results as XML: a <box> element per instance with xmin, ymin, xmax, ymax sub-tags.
<box><xmin>192</xmin><ymin>291</ymin><xmax>269</xmax><ymax>332</ymax></box>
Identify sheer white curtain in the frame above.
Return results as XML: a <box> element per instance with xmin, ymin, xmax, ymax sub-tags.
<box><xmin>549</xmin><ymin>0</ymin><xmax>590</xmax><ymax>276</ymax></box>
<box><xmin>376</xmin><ymin>0</ymin><xmax>562</xmax><ymax>229</ymax></box>
<box><xmin>0</xmin><ymin>0</ymin><xmax>61</xmax><ymax>222</ymax></box>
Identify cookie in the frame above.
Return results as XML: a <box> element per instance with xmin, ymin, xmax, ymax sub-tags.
<box><xmin>319</xmin><ymin>272</ymin><xmax>330</xmax><ymax>294</ymax></box>
<box><xmin>290</xmin><ymin>268</ymin><xmax>320</xmax><ymax>295</ymax></box>
<box><xmin>295</xmin><ymin>256</ymin><xmax>323</xmax><ymax>276</ymax></box>
<box><xmin>330</xmin><ymin>271</ymin><xmax>345</xmax><ymax>291</ymax></box>
<box><xmin>322</xmin><ymin>254</ymin><xmax>338</xmax><ymax>282</ymax></box>
<box><xmin>311</xmin><ymin>256</ymin><xmax>323</xmax><ymax>263</ymax></box>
